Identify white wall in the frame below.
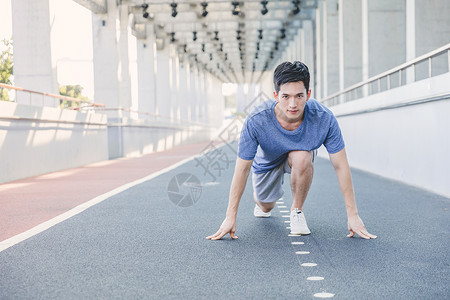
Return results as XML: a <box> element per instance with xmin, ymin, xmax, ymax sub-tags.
<box><xmin>319</xmin><ymin>73</ymin><xmax>450</xmax><ymax>198</ymax></box>
<box><xmin>0</xmin><ymin>101</ymin><xmax>109</xmax><ymax>183</ymax></box>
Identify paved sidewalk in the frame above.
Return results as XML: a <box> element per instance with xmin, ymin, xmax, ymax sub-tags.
<box><xmin>0</xmin><ymin>141</ymin><xmax>211</xmax><ymax>242</ymax></box>
<box><xmin>0</xmin><ymin>143</ymin><xmax>449</xmax><ymax>299</ymax></box>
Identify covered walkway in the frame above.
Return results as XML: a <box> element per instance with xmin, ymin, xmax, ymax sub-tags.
<box><xmin>0</xmin><ymin>140</ymin><xmax>448</xmax><ymax>299</ymax></box>
<box><xmin>1</xmin><ymin>0</ymin><xmax>450</xmax><ymax>298</ymax></box>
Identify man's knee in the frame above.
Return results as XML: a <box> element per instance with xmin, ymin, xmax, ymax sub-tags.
<box><xmin>259</xmin><ymin>201</ymin><xmax>275</xmax><ymax>212</ymax></box>
<box><xmin>254</xmin><ymin>194</ymin><xmax>276</xmax><ymax>212</ymax></box>
<box><xmin>288</xmin><ymin>151</ymin><xmax>314</xmax><ymax>173</ymax></box>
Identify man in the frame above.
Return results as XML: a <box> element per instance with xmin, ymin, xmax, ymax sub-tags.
<box><xmin>206</xmin><ymin>61</ymin><xmax>376</xmax><ymax>240</ymax></box>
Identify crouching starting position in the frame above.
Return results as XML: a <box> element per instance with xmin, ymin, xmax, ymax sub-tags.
<box><xmin>206</xmin><ymin>61</ymin><xmax>376</xmax><ymax>240</ymax></box>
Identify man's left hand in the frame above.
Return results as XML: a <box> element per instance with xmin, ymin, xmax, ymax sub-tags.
<box><xmin>347</xmin><ymin>215</ymin><xmax>377</xmax><ymax>239</ymax></box>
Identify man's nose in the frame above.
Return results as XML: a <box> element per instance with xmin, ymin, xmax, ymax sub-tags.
<box><xmin>289</xmin><ymin>97</ymin><xmax>297</xmax><ymax>107</ymax></box>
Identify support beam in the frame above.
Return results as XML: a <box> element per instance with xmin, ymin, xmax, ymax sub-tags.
<box><xmin>11</xmin><ymin>0</ymin><xmax>56</xmax><ymax>106</ymax></box>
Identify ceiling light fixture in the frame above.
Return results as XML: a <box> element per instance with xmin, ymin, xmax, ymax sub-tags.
<box><xmin>171</xmin><ymin>2</ymin><xmax>178</xmax><ymax>18</ymax></box>
<box><xmin>201</xmin><ymin>2</ymin><xmax>208</xmax><ymax>17</ymax></box>
<box><xmin>292</xmin><ymin>0</ymin><xmax>301</xmax><ymax>15</ymax></box>
<box><xmin>231</xmin><ymin>1</ymin><xmax>241</xmax><ymax>16</ymax></box>
<box><xmin>258</xmin><ymin>29</ymin><xmax>263</xmax><ymax>40</ymax></box>
<box><xmin>260</xmin><ymin>1</ymin><xmax>268</xmax><ymax>15</ymax></box>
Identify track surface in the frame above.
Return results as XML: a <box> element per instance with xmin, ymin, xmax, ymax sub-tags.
<box><xmin>0</xmin><ymin>143</ymin><xmax>449</xmax><ymax>299</ymax></box>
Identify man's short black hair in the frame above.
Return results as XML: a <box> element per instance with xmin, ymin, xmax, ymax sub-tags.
<box><xmin>273</xmin><ymin>61</ymin><xmax>310</xmax><ymax>94</ymax></box>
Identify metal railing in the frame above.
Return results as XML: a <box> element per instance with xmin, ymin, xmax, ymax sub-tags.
<box><xmin>0</xmin><ymin>83</ymin><xmax>210</xmax><ymax>127</ymax></box>
<box><xmin>89</xmin><ymin>107</ymin><xmax>211</xmax><ymax>127</ymax></box>
<box><xmin>0</xmin><ymin>83</ymin><xmax>104</xmax><ymax>109</ymax></box>
<box><xmin>321</xmin><ymin>43</ymin><xmax>450</xmax><ymax>107</ymax></box>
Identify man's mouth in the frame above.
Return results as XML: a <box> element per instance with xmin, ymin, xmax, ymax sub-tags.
<box><xmin>288</xmin><ymin>110</ymin><xmax>298</xmax><ymax>114</ymax></box>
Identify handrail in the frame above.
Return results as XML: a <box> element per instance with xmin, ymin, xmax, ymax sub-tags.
<box><xmin>321</xmin><ymin>43</ymin><xmax>450</xmax><ymax>106</ymax></box>
<box><xmin>0</xmin><ymin>83</ymin><xmax>104</xmax><ymax>109</ymax></box>
<box><xmin>90</xmin><ymin>107</ymin><xmax>211</xmax><ymax>127</ymax></box>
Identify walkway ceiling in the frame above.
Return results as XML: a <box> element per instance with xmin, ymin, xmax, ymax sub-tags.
<box><xmin>75</xmin><ymin>0</ymin><xmax>318</xmax><ymax>83</ymax></box>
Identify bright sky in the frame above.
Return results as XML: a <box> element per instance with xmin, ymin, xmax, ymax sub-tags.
<box><xmin>0</xmin><ymin>0</ymin><xmax>95</xmax><ymax>99</ymax></box>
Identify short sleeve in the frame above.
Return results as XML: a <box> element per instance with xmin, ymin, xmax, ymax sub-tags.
<box><xmin>238</xmin><ymin>118</ymin><xmax>258</xmax><ymax>160</ymax></box>
<box><xmin>323</xmin><ymin>115</ymin><xmax>345</xmax><ymax>154</ymax></box>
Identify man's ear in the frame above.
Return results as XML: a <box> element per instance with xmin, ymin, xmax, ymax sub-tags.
<box><xmin>273</xmin><ymin>91</ymin><xmax>278</xmax><ymax>101</ymax></box>
<box><xmin>306</xmin><ymin>90</ymin><xmax>311</xmax><ymax>101</ymax></box>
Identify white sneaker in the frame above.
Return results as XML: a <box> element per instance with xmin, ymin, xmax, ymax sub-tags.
<box><xmin>254</xmin><ymin>204</ymin><xmax>271</xmax><ymax>218</ymax></box>
<box><xmin>290</xmin><ymin>208</ymin><xmax>311</xmax><ymax>235</ymax></box>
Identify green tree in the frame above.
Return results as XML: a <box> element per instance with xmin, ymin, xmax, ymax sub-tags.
<box><xmin>59</xmin><ymin>84</ymin><xmax>89</xmax><ymax>108</ymax></box>
<box><xmin>0</xmin><ymin>38</ymin><xmax>13</xmax><ymax>101</ymax></box>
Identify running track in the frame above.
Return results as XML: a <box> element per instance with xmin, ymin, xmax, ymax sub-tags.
<box><xmin>0</xmin><ymin>141</ymin><xmax>449</xmax><ymax>299</ymax></box>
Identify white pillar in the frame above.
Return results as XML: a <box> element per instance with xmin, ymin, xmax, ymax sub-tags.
<box><xmin>92</xmin><ymin>0</ymin><xmax>132</xmax><ymax>118</ymax></box>
<box><xmin>11</xmin><ymin>0</ymin><xmax>56</xmax><ymax>106</ymax></box>
<box><xmin>136</xmin><ymin>32</ymin><xmax>156</xmax><ymax>115</ymax></box>
<box><xmin>169</xmin><ymin>44</ymin><xmax>180</xmax><ymax>123</ymax></box>
<box><xmin>303</xmin><ymin>20</ymin><xmax>314</xmax><ymax>82</ymax></box>
<box><xmin>362</xmin><ymin>0</ymin><xmax>369</xmax><ymax>96</ymax></box>
<box><xmin>324</xmin><ymin>0</ymin><xmax>340</xmax><ymax>96</ymax></box>
<box><xmin>367</xmin><ymin>0</ymin><xmax>406</xmax><ymax>77</ymax></box>
<box><xmin>191</xmin><ymin>64</ymin><xmax>199</xmax><ymax>122</ymax></box>
<box><xmin>340</xmin><ymin>0</ymin><xmax>363</xmax><ymax>89</ymax></box>
<box><xmin>155</xmin><ymin>45</ymin><xmax>171</xmax><ymax>121</ymax></box>
<box><xmin>315</xmin><ymin>2</ymin><xmax>322</xmax><ymax>99</ymax></box>
<box><xmin>406</xmin><ymin>0</ymin><xmax>415</xmax><ymax>84</ymax></box>
<box><xmin>414</xmin><ymin>0</ymin><xmax>449</xmax><ymax>77</ymax></box>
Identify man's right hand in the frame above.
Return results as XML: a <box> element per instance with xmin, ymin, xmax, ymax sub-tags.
<box><xmin>206</xmin><ymin>217</ymin><xmax>238</xmax><ymax>240</ymax></box>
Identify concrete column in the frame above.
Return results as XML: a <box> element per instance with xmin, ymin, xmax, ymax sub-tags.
<box><xmin>207</xmin><ymin>76</ymin><xmax>224</xmax><ymax>128</ymax></box>
<box><xmin>155</xmin><ymin>45</ymin><xmax>171</xmax><ymax>121</ymax></box>
<box><xmin>361</xmin><ymin>0</ymin><xmax>369</xmax><ymax>96</ymax></box>
<box><xmin>315</xmin><ymin>0</ymin><xmax>323</xmax><ymax>99</ymax></box>
<box><xmin>92</xmin><ymin>0</ymin><xmax>132</xmax><ymax>117</ymax></box>
<box><xmin>324</xmin><ymin>0</ymin><xmax>340</xmax><ymax>96</ymax></box>
<box><xmin>367</xmin><ymin>0</ymin><xmax>406</xmax><ymax>77</ymax></box>
<box><xmin>190</xmin><ymin>64</ymin><xmax>199</xmax><ymax>122</ymax></box>
<box><xmin>136</xmin><ymin>28</ymin><xmax>156</xmax><ymax>115</ymax></box>
<box><xmin>406</xmin><ymin>0</ymin><xmax>415</xmax><ymax>83</ymax></box>
<box><xmin>299</xmin><ymin>29</ymin><xmax>306</xmax><ymax>62</ymax></box>
<box><xmin>179</xmin><ymin>59</ymin><xmax>189</xmax><ymax>123</ymax></box>
<box><xmin>415</xmin><ymin>0</ymin><xmax>450</xmax><ymax>76</ymax></box>
<box><xmin>117</xmin><ymin>5</ymin><xmax>132</xmax><ymax>110</ymax></box>
<box><xmin>303</xmin><ymin>20</ymin><xmax>314</xmax><ymax>82</ymax></box>
<box><xmin>340</xmin><ymin>0</ymin><xmax>363</xmax><ymax>89</ymax></box>
<box><xmin>11</xmin><ymin>0</ymin><xmax>57</xmax><ymax>106</ymax></box>
<box><xmin>199</xmin><ymin>70</ymin><xmax>208</xmax><ymax>123</ymax></box>
<box><xmin>169</xmin><ymin>44</ymin><xmax>180</xmax><ymax>123</ymax></box>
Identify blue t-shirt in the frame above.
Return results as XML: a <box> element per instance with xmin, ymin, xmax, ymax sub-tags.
<box><xmin>238</xmin><ymin>99</ymin><xmax>345</xmax><ymax>173</ymax></box>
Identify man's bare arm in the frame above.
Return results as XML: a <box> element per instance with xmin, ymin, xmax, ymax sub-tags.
<box><xmin>329</xmin><ymin>148</ymin><xmax>377</xmax><ymax>239</ymax></box>
<box><xmin>206</xmin><ymin>157</ymin><xmax>253</xmax><ymax>240</ymax></box>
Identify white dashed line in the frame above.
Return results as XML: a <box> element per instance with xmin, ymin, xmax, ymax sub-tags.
<box><xmin>284</xmin><ymin>220</ymin><xmax>291</xmax><ymax>223</ymax></box>
<box><xmin>301</xmin><ymin>263</ymin><xmax>317</xmax><ymax>267</ymax></box>
<box><xmin>286</xmin><ymin>227</ymin><xmax>291</xmax><ymax>229</ymax></box>
<box><xmin>276</xmin><ymin>201</ymin><xmax>284</xmax><ymax>204</ymax></box>
<box><xmin>307</xmin><ymin>276</ymin><xmax>324</xmax><ymax>281</ymax></box>
<box><xmin>277</xmin><ymin>205</ymin><xmax>287</xmax><ymax>208</ymax></box>
<box><xmin>282</xmin><ymin>215</ymin><xmax>290</xmax><ymax>218</ymax></box>
<box><xmin>295</xmin><ymin>251</ymin><xmax>310</xmax><ymax>255</ymax></box>
<box><xmin>291</xmin><ymin>242</ymin><xmax>304</xmax><ymax>245</ymax></box>
<box><xmin>280</xmin><ymin>210</ymin><xmax>289</xmax><ymax>213</ymax></box>
<box><xmin>313</xmin><ymin>292</ymin><xmax>335</xmax><ymax>298</ymax></box>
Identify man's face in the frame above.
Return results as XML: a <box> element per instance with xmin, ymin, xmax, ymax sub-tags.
<box><xmin>274</xmin><ymin>81</ymin><xmax>311</xmax><ymax>121</ymax></box>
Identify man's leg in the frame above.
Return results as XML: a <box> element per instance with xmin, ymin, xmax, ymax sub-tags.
<box><xmin>252</xmin><ymin>161</ymin><xmax>287</xmax><ymax>215</ymax></box>
<box><xmin>288</xmin><ymin>150</ymin><xmax>314</xmax><ymax>211</ymax></box>
<box><xmin>254</xmin><ymin>193</ymin><xmax>276</xmax><ymax>213</ymax></box>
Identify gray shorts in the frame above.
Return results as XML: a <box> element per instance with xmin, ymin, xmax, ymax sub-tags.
<box><xmin>252</xmin><ymin>150</ymin><xmax>316</xmax><ymax>203</ymax></box>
